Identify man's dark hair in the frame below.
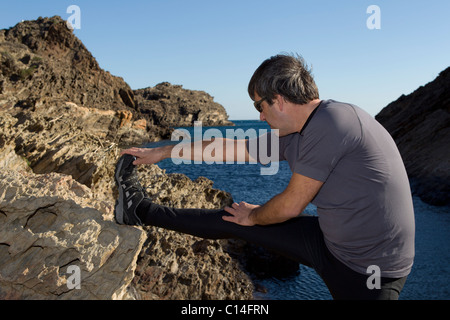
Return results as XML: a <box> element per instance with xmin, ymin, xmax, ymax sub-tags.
<box><xmin>248</xmin><ymin>53</ymin><xmax>319</xmax><ymax>105</ymax></box>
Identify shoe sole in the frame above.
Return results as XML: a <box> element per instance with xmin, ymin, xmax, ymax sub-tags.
<box><xmin>114</xmin><ymin>155</ymin><xmax>135</xmax><ymax>225</ymax></box>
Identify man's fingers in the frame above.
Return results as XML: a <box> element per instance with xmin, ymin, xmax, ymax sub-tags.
<box><xmin>223</xmin><ymin>206</ymin><xmax>238</xmax><ymax>224</ymax></box>
<box><xmin>121</xmin><ymin>148</ymin><xmax>147</xmax><ymax>165</ymax></box>
<box><xmin>222</xmin><ymin>215</ymin><xmax>234</xmax><ymax>223</ymax></box>
<box><xmin>224</xmin><ymin>206</ymin><xmax>235</xmax><ymax>215</ymax></box>
<box><xmin>133</xmin><ymin>157</ymin><xmax>145</xmax><ymax>165</ymax></box>
<box><xmin>120</xmin><ymin>149</ymin><xmax>137</xmax><ymax>156</ymax></box>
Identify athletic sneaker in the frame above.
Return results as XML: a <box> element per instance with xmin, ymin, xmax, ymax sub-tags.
<box><xmin>114</xmin><ymin>154</ymin><xmax>146</xmax><ymax>226</ymax></box>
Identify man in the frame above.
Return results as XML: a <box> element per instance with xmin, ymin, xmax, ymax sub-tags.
<box><xmin>115</xmin><ymin>54</ymin><xmax>415</xmax><ymax>300</ymax></box>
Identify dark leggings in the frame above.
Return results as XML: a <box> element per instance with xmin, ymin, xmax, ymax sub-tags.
<box><xmin>137</xmin><ymin>200</ymin><xmax>407</xmax><ymax>300</ymax></box>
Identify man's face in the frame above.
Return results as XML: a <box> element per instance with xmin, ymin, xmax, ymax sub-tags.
<box><xmin>254</xmin><ymin>93</ymin><xmax>291</xmax><ymax>136</ymax></box>
<box><xmin>254</xmin><ymin>93</ymin><xmax>274</xmax><ymax>128</ymax></box>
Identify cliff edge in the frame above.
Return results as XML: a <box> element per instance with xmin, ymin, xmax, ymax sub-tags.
<box><xmin>376</xmin><ymin>67</ymin><xmax>450</xmax><ymax>206</ymax></box>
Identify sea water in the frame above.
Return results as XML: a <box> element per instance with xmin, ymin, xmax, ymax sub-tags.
<box><xmin>146</xmin><ymin>120</ymin><xmax>450</xmax><ymax>300</ymax></box>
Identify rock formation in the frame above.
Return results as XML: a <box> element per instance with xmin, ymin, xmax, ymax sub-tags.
<box><xmin>0</xmin><ymin>16</ymin><xmax>232</xmax><ymax>143</ymax></box>
<box><xmin>0</xmin><ymin>96</ymin><xmax>253</xmax><ymax>300</ymax></box>
<box><xmin>0</xmin><ymin>16</ymin><xmax>252</xmax><ymax>300</ymax></box>
<box><xmin>0</xmin><ymin>17</ymin><xmax>132</xmax><ymax>110</ymax></box>
<box><xmin>376</xmin><ymin>67</ymin><xmax>450</xmax><ymax>206</ymax></box>
<box><xmin>0</xmin><ymin>168</ymin><xmax>146</xmax><ymax>300</ymax></box>
<box><xmin>134</xmin><ymin>82</ymin><xmax>233</xmax><ymax>128</ymax></box>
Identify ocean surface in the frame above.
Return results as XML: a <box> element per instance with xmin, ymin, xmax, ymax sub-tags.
<box><xmin>146</xmin><ymin>120</ymin><xmax>450</xmax><ymax>300</ymax></box>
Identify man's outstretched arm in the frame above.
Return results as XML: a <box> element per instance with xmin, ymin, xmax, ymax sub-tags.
<box><xmin>121</xmin><ymin>138</ymin><xmax>253</xmax><ymax>165</ymax></box>
<box><xmin>223</xmin><ymin>172</ymin><xmax>323</xmax><ymax>226</ymax></box>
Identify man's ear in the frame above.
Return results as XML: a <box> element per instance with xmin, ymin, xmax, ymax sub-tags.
<box><xmin>274</xmin><ymin>94</ymin><xmax>285</xmax><ymax>112</ymax></box>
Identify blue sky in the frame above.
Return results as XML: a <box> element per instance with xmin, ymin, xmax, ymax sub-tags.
<box><xmin>1</xmin><ymin>0</ymin><xmax>449</xmax><ymax>120</ymax></box>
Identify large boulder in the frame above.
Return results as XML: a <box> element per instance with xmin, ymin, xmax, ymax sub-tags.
<box><xmin>0</xmin><ymin>168</ymin><xmax>146</xmax><ymax>300</ymax></box>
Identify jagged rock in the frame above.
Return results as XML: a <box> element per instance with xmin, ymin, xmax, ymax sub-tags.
<box><xmin>139</xmin><ymin>167</ymin><xmax>233</xmax><ymax>210</ymax></box>
<box><xmin>130</xmin><ymin>167</ymin><xmax>253</xmax><ymax>300</ymax></box>
<box><xmin>0</xmin><ymin>16</ymin><xmax>169</xmax><ymax>142</ymax></box>
<box><xmin>0</xmin><ymin>111</ymin><xmax>254</xmax><ymax>299</ymax></box>
<box><xmin>0</xmin><ymin>169</ymin><xmax>147</xmax><ymax>300</ymax></box>
<box><xmin>376</xmin><ymin>67</ymin><xmax>450</xmax><ymax>206</ymax></box>
<box><xmin>0</xmin><ymin>16</ymin><xmax>232</xmax><ymax>143</ymax></box>
<box><xmin>0</xmin><ymin>98</ymin><xmax>253</xmax><ymax>300</ymax></box>
<box><xmin>133</xmin><ymin>234</ymin><xmax>253</xmax><ymax>300</ymax></box>
<box><xmin>134</xmin><ymin>82</ymin><xmax>233</xmax><ymax>128</ymax></box>
<box><xmin>0</xmin><ymin>102</ymin><xmax>143</xmax><ymax>202</ymax></box>
<box><xmin>0</xmin><ymin>17</ymin><xmax>136</xmax><ymax>112</ymax></box>
<box><xmin>0</xmin><ymin>101</ymin><xmax>234</xmax><ymax>207</ymax></box>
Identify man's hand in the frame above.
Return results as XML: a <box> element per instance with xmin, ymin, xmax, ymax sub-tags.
<box><xmin>223</xmin><ymin>201</ymin><xmax>261</xmax><ymax>226</ymax></box>
<box><xmin>121</xmin><ymin>146</ymin><xmax>170</xmax><ymax>165</ymax></box>
<box><xmin>224</xmin><ymin>173</ymin><xmax>323</xmax><ymax>227</ymax></box>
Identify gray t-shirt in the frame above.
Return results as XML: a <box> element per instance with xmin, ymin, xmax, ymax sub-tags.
<box><xmin>249</xmin><ymin>99</ymin><xmax>415</xmax><ymax>278</ymax></box>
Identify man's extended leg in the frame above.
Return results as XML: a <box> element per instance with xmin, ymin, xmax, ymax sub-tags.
<box><xmin>114</xmin><ymin>154</ymin><xmax>324</xmax><ymax>267</ymax></box>
<box><xmin>136</xmin><ymin>199</ymin><xmax>325</xmax><ymax>269</ymax></box>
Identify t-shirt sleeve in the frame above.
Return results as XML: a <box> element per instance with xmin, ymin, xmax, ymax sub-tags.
<box><xmin>246</xmin><ymin>131</ymin><xmax>289</xmax><ymax>164</ymax></box>
<box><xmin>290</xmin><ymin>112</ymin><xmax>355</xmax><ymax>182</ymax></box>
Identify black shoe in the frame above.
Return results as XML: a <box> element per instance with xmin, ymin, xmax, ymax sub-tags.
<box><xmin>114</xmin><ymin>154</ymin><xmax>146</xmax><ymax>226</ymax></box>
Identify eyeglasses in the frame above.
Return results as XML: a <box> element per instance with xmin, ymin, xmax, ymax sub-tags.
<box><xmin>253</xmin><ymin>97</ymin><xmax>266</xmax><ymax>113</ymax></box>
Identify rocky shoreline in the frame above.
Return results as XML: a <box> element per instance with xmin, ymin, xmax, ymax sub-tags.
<box><xmin>0</xmin><ymin>16</ymin><xmax>252</xmax><ymax>300</ymax></box>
